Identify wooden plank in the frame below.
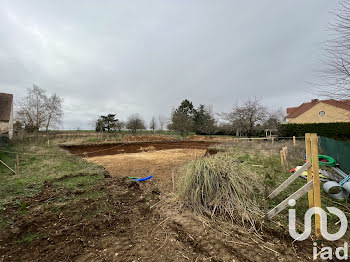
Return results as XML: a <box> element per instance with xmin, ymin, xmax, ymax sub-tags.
<box><xmin>266</xmin><ymin>180</ymin><xmax>313</xmax><ymax>220</ymax></box>
<box><xmin>311</xmin><ymin>133</ymin><xmax>321</xmax><ymax>238</ymax></box>
<box><xmin>268</xmin><ymin>162</ymin><xmax>311</xmax><ymax>199</ymax></box>
<box><xmin>0</xmin><ymin>159</ymin><xmax>16</xmax><ymax>174</ymax></box>
<box><xmin>305</xmin><ymin>133</ymin><xmax>314</xmax><ymax>209</ymax></box>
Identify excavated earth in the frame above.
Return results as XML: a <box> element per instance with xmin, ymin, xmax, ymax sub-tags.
<box><xmin>0</xmin><ymin>175</ymin><xmax>315</xmax><ymax>262</ymax></box>
<box><xmin>62</xmin><ymin>141</ymin><xmax>215</xmax><ymax>157</ymax></box>
<box><xmin>0</xmin><ymin>140</ymin><xmax>318</xmax><ymax>261</ymax></box>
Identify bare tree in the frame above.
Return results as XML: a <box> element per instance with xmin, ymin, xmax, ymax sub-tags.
<box><xmin>158</xmin><ymin>114</ymin><xmax>167</xmax><ymax>130</ymax></box>
<box><xmin>115</xmin><ymin>120</ymin><xmax>125</xmax><ymax>133</ymax></box>
<box><xmin>45</xmin><ymin>94</ymin><xmax>63</xmax><ymax>132</ymax></box>
<box><xmin>16</xmin><ymin>85</ymin><xmax>46</xmax><ymax>132</ymax></box>
<box><xmin>16</xmin><ymin>85</ymin><xmax>64</xmax><ymax>132</ymax></box>
<box><xmin>317</xmin><ymin>0</ymin><xmax>350</xmax><ymax>99</ymax></box>
<box><xmin>149</xmin><ymin>116</ymin><xmax>157</xmax><ymax>133</ymax></box>
<box><xmin>126</xmin><ymin>114</ymin><xmax>146</xmax><ymax>134</ymax></box>
<box><xmin>223</xmin><ymin>97</ymin><xmax>268</xmax><ymax>137</ymax></box>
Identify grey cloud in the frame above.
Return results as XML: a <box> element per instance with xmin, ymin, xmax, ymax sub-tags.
<box><xmin>0</xmin><ymin>0</ymin><xmax>340</xmax><ymax>129</ymax></box>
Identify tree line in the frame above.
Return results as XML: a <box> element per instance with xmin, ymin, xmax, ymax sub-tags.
<box><xmin>14</xmin><ymin>86</ymin><xmax>284</xmax><ymax>137</ymax></box>
<box><xmin>94</xmin><ymin>98</ymin><xmax>284</xmax><ymax>138</ymax></box>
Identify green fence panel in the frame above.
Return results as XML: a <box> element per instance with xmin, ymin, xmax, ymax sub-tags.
<box><xmin>320</xmin><ymin>136</ymin><xmax>350</xmax><ymax>174</ymax></box>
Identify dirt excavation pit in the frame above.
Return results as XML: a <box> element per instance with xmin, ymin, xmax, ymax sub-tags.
<box><xmin>63</xmin><ymin>141</ymin><xmax>214</xmax><ymax>192</ymax></box>
<box><xmin>62</xmin><ymin>140</ymin><xmax>214</xmax><ymax>157</ymax></box>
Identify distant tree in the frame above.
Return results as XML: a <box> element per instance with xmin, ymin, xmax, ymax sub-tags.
<box><xmin>95</xmin><ymin>117</ymin><xmax>104</xmax><ymax>132</ymax></box>
<box><xmin>149</xmin><ymin>117</ymin><xmax>157</xmax><ymax>133</ymax></box>
<box><xmin>263</xmin><ymin>108</ymin><xmax>285</xmax><ymax>130</ymax></box>
<box><xmin>95</xmin><ymin>114</ymin><xmax>119</xmax><ymax>132</ymax></box>
<box><xmin>158</xmin><ymin>114</ymin><xmax>167</xmax><ymax>130</ymax></box>
<box><xmin>115</xmin><ymin>120</ymin><xmax>125</xmax><ymax>133</ymax></box>
<box><xmin>45</xmin><ymin>94</ymin><xmax>63</xmax><ymax>132</ymax></box>
<box><xmin>101</xmin><ymin>114</ymin><xmax>118</xmax><ymax>132</ymax></box>
<box><xmin>223</xmin><ymin>97</ymin><xmax>268</xmax><ymax>137</ymax></box>
<box><xmin>169</xmin><ymin>99</ymin><xmax>196</xmax><ymax>138</ymax></box>
<box><xmin>194</xmin><ymin>104</ymin><xmax>216</xmax><ymax>134</ymax></box>
<box><xmin>126</xmin><ymin>114</ymin><xmax>146</xmax><ymax>133</ymax></box>
<box><xmin>16</xmin><ymin>85</ymin><xmax>63</xmax><ymax>132</ymax></box>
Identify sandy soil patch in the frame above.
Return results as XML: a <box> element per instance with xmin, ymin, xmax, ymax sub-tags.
<box><xmin>87</xmin><ymin>148</ymin><xmax>206</xmax><ymax>192</ymax></box>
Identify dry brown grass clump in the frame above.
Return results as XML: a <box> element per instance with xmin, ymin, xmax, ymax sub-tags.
<box><xmin>177</xmin><ymin>153</ymin><xmax>264</xmax><ymax>228</ymax></box>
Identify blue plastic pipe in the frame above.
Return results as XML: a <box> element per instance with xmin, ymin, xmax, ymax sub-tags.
<box><xmin>133</xmin><ymin>175</ymin><xmax>153</xmax><ymax>182</ymax></box>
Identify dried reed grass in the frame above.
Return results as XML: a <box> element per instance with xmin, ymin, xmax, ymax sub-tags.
<box><xmin>177</xmin><ymin>153</ymin><xmax>263</xmax><ymax>229</ymax></box>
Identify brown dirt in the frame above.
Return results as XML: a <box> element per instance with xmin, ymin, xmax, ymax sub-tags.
<box><xmin>0</xmin><ymin>174</ymin><xmax>315</xmax><ymax>262</ymax></box>
<box><xmin>87</xmin><ymin>148</ymin><xmax>206</xmax><ymax>192</ymax></box>
<box><xmin>62</xmin><ymin>141</ymin><xmax>215</xmax><ymax>158</ymax></box>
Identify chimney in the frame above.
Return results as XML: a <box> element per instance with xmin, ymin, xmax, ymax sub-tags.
<box><xmin>311</xmin><ymin>99</ymin><xmax>319</xmax><ymax>103</ymax></box>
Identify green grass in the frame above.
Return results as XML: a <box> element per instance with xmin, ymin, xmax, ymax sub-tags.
<box><xmin>16</xmin><ymin>233</ymin><xmax>40</xmax><ymax>244</ymax></box>
<box><xmin>0</xmin><ymin>142</ymin><xmax>105</xmax><ymax>207</ymax></box>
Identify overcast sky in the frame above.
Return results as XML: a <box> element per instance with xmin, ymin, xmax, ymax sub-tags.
<box><xmin>1</xmin><ymin>1</ymin><xmax>340</xmax><ymax>129</ymax></box>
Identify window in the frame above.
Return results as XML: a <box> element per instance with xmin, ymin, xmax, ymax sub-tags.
<box><xmin>319</xmin><ymin>111</ymin><xmax>326</xmax><ymax>116</ymax></box>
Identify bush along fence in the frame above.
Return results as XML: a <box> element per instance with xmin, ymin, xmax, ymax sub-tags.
<box><xmin>278</xmin><ymin>122</ymin><xmax>350</xmax><ymax>139</ymax></box>
<box><xmin>320</xmin><ymin>136</ymin><xmax>350</xmax><ymax>174</ymax></box>
<box><xmin>266</xmin><ymin>133</ymin><xmax>322</xmax><ymax>238</ymax></box>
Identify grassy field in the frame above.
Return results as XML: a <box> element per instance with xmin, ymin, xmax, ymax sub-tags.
<box><xmin>0</xmin><ymin>140</ymin><xmax>106</xmax><ymax>230</ymax></box>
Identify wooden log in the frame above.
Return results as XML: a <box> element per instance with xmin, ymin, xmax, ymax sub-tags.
<box><xmin>266</xmin><ymin>180</ymin><xmax>314</xmax><ymax>220</ymax></box>
<box><xmin>305</xmin><ymin>133</ymin><xmax>314</xmax><ymax>209</ymax></box>
<box><xmin>311</xmin><ymin>133</ymin><xmax>321</xmax><ymax>238</ymax></box>
<box><xmin>268</xmin><ymin>162</ymin><xmax>311</xmax><ymax>199</ymax></box>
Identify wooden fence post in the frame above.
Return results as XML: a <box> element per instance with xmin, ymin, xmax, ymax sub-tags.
<box><xmin>293</xmin><ymin>136</ymin><xmax>296</xmax><ymax>146</ymax></box>
<box><xmin>311</xmin><ymin>133</ymin><xmax>321</xmax><ymax>238</ymax></box>
<box><xmin>280</xmin><ymin>150</ymin><xmax>284</xmax><ymax>167</ymax></box>
<box><xmin>16</xmin><ymin>154</ymin><xmax>19</xmax><ymax>174</ymax></box>
<box><xmin>305</xmin><ymin>133</ymin><xmax>314</xmax><ymax>209</ymax></box>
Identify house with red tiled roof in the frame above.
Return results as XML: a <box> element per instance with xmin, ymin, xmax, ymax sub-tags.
<box><xmin>0</xmin><ymin>93</ymin><xmax>13</xmax><ymax>139</ymax></box>
<box><xmin>286</xmin><ymin>99</ymin><xmax>350</xmax><ymax>124</ymax></box>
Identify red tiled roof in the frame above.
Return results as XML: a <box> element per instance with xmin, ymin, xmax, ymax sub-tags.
<box><xmin>0</xmin><ymin>93</ymin><xmax>13</xmax><ymax>121</ymax></box>
<box><xmin>286</xmin><ymin>107</ymin><xmax>298</xmax><ymax>115</ymax></box>
<box><xmin>286</xmin><ymin>99</ymin><xmax>350</xmax><ymax>119</ymax></box>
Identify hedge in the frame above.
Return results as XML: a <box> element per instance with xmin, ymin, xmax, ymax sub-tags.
<box><xmin>278</xmin><ymin>122</ymin><xmax>350</xmax><ymax>138</ymax></box>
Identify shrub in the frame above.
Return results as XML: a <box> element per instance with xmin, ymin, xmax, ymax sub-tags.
<box><xmin>278</xmin><ymin>122</ymin><xmax>350</xmax><ymax>138</ymax></box>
